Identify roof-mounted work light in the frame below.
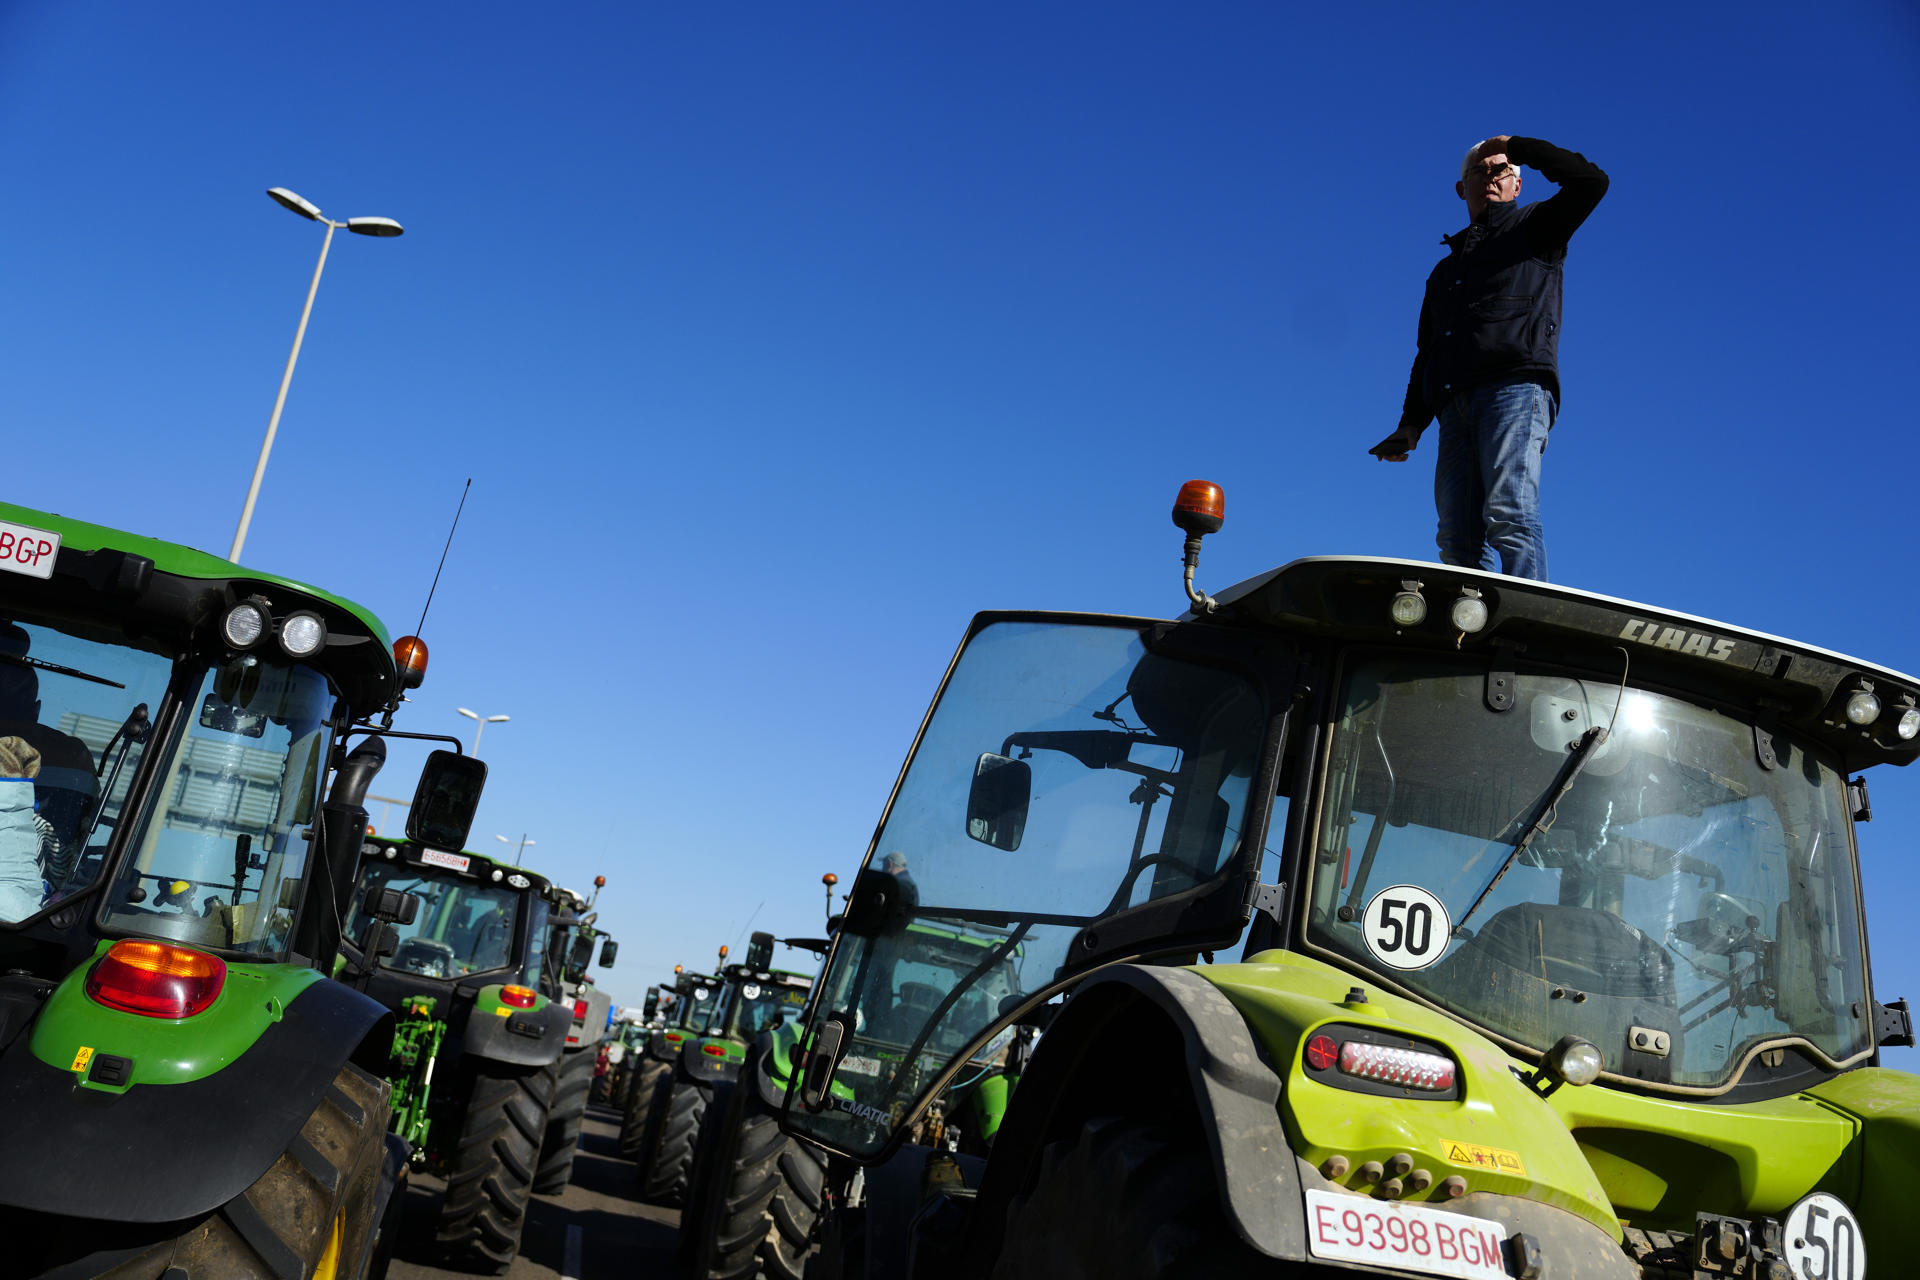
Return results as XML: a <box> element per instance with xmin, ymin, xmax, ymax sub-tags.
<box><xmin>222</xmin><ymin>598</ymin><xmax>272</xmax><ymax>650</ymax></box>
<box><xmin>1845</xmin><ymin>681</ymin><xmax>1881</xmax><ymax>727</ymax></box>
<box><xmin>1451</xmin><ymin>587</ymin><xmax>1489</xmax><ymax>642</ymax></box>
<box><xmin>278</xmin><ymin>610</ymin><xmax>327</xmax><ymax>657</ymax></box>
<box><xmin>1389</xmin><ymin>580</ymin><xmax>1427</xmax><ymax>627</ymax></box>
<box><xmin>1170</xmin><ymin>480</ymin><xmax>1225</xmax><ymax>614</ymax></box>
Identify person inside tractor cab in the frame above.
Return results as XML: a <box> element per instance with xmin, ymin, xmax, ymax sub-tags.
<box><xmin>0</xmin><ymin>628</ymin><xmax>100</xmax><ymax>921</ymax></box>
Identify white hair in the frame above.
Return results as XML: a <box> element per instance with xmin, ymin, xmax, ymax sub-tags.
<box><xmin>1460</xmin><ymin>140</ymin><xmax>1522</xmax><ymax>182</ymax></box>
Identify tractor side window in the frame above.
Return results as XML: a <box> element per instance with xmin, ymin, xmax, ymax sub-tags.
<box><xmin>0</xmin><ymin>617</ymin><xmax>171</xmax><ymax>925</ymax></box>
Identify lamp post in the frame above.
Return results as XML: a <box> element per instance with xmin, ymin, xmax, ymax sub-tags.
<box><xmin>230</xmin><ymin>187</ymin><xmax>404</xmax><ymax>562</ymax></box>
<box><xmin>457</xmin><ymin>708</ymin><xmax>510</xmax><ymax>756</ymax></box>
<box><xmin>497</xmin><ymin>833</ymin><xmax>535</xmax><ymax>865</ymax></box>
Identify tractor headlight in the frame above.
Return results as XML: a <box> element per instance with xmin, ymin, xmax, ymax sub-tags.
<box><xmin>1543</xmin><ymin>1034</ymin><xmax>1603</xmax><ymax>1087</ymax></box>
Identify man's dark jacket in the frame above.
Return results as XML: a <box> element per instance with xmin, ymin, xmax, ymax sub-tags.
<box><xmin>1397</xmin><ymin>137</ymin><xmax>1609</xmax><ymax>433</ymax></box>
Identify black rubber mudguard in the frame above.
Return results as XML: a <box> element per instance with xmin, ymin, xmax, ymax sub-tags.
<box><xmin>461</xmin><ymin>999</ymin><xmax>571</xmax><ymax>1067</ymax></box>
<box><xmin>0</xmin><ymin>978</ymin><xmax>390</xmax><ymax>1222</ymax></box>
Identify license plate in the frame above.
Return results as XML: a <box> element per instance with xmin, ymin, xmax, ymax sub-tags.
<box><xmin>1305</xmin><ymin>1189</ymin><xmax>1510</xmax><ymax>1279</ymax></box>
<box><xmin>420</xmin><ymin>848</ymin><xmax>470</xmax><ymax>872</ymax></box>
<box><xmin>838</xmin><ymin>1054</ymin><xmax>880</xmax><ymax>1078</ymax></box>
<box><xmin>0</xmin><ymin>520</ymin><xmax>61</xmax><ymax>580</ymax></box>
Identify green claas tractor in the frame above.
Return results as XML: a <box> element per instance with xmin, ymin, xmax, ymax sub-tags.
<box><xmin>532</xmin><ymin>878</ymin><xmax>617</xmax><ymax>1195</ymax></box>
<box><xmin>619</xmin><ymin>962</ymin><xmax>726</xmax><ymax>1163</ymax></box>
<box><xmin>776</xmin><ymin>481</ymin><xmax>1919</xmax><ymax>1280</ymax></box>
<box><xmin>0</xmin><ymin>500</ymin><xmax>486</xmax><ymax>1279</ymax></box>
<box><xmin>337</xmin><ymin>837</ymin><xmax>572</xmax><ymax>1271</ymax></box>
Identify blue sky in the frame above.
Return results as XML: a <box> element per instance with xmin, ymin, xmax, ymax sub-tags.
<box><xmin>5</xmin><ymin>2</ymin><xmax>1917</xmax><ymax>1069</ymax></box>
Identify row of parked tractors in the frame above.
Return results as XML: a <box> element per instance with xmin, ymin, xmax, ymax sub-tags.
<box><xmin>8</xmin><ymin>480</ymin><xmax>1920</xmax><ymax>1280</ymax></box>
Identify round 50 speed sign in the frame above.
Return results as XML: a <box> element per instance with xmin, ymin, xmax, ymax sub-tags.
<box><xmin>1361</xmin><ymin>885</ymin><xmax>1452</xmax><ymax>971</ymax></box>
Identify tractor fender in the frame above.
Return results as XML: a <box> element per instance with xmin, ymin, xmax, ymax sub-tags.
<box><xmin>972</xmin><ymin>963</ymin><xmax>1306</xmax><ymax>1261</ymax></box>
<box><xmin>0</xmin><ymin>976</ymin><xmax>392</xmax><ymax>1222</ymax></box>
<box><xmin>461</xmin><ymin>998</ymin><xmax>571</xmax><ymax>1068</ymax></box>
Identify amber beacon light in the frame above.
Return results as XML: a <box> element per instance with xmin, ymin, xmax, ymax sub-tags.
<box><xmin>1170</xmin><ymin>480</ymin><xmax>1225</xmax><ymax>613</ymax></box>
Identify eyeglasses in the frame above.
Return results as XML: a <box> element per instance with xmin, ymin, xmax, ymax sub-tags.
<box><xmin>1466</xmin><ymin>162</ymin><xmax>1517</xmax><ymax>183</ymax></box>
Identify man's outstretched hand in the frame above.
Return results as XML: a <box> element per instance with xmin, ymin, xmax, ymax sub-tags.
<box><xmin>1369</xmin><ymin>430</ymin><xmax>1415</xmax><ymax>462</ymax></box>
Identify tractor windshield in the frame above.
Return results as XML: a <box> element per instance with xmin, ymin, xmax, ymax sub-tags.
<box><xmin>678</xmin><ymin>980</ymin><xmax>724</xmax><ymax>1033</ymax></box>
<box><xmin>1305</xmin><ymin>654</ymin><xmax>1871</xmax><ymax>1090</ymax></box>
<box><xmin>0</xmin><ymin>615</ymin><xmax>172</xmax><ymax>926</ymax></box>
<box><xmin>727</xmin><ymin>978</ymin><xmax>811</xmax><ymax>1039</ymax></box>
<box><xmin>344</xmin><ymin>864</ymin><xmax>523</xmax><ymax>978</ymax></box>
<box><xmin>791</xmin><ymin>618</ymin><xmax>1265</xmax><ymax>1155</ymax></box>
<box><xmin>101</xmin><ymin>654</ymin><xmax>336</xmax><ymax>959</ymax></box>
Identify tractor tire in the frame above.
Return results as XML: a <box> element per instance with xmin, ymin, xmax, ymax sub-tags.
<box><xmin>683</xmin><ymin>1080</ymin><xmax>824</xmax><ymax>1280</ymax></box>
<box><xmin>435</xmin><ymin>1056</ymin><xmax>558</xmax><ymax>1271</ymax></box>
<box><xmin>533</xmin><ymin>1048</ymin><xmax>595</xmax><ymax>1195</ymax></box>
<box><xmin>987</xmin><ymin>1115</ymin><xmax>1262</xmax><ymax>1279</ymax></box>
<box><xmin>12</xmin><ymin>1061</ymin><xmax>391</xmax><ymax>1278</ymax></box>
<box><xmin>640</xmin><ymin>1076</ymin><xmax>710</xmax><ymax>1206</ymax></box>
<box><xmin>619</xmin><ymin>1057</ymin><xmax>671</xmax><ymax>1161</ymax></box>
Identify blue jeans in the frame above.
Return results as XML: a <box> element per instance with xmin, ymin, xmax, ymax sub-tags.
<box><xmin>1433</xmin><ymin>379</ymin><xmax>1555</xmax><ymax>580</ymax></box>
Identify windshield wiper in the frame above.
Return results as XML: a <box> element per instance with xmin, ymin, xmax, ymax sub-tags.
<box><xmin>0</xmin><ymin>650</ymin><xmax>125</xmax><ymax>689</ymax></box>
<box><xmin>1454</xmin><ymin>724</ymin><xmax>1610</xmax><ymax>938</ymax></box>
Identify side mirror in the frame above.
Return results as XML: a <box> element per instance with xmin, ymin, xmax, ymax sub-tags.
<box><xmin>569</xmin><ymin>935</ymin><xmax>595</xmax><ymax>969</ymax></box>
<box><xmin>598</xmin><ymin>939</ymin><xmax>619</xmax><ymax>968</ymax></box>
<box><xmin>406</xmin><ymin>750</ymin><xmax>488</xmax><ymax>851</ymax></box>
<box><xmin>840</xmin><ymin>867</ymin><xmax>912</xmax><ymax>937</ymax></box>
<box><xmin>967</xmin><ymin>752</ymin><xmax>1031</xmax><ymax>851</ymax></box>
<box><xmin>746</xmin><ymin>930</ymin><xmax>775</xmax><ymax>969</ymax></box>
<box><xmin>363</xmin><ymin>886</ymin><xmax>421</xmax><ymax>926</ymax></box>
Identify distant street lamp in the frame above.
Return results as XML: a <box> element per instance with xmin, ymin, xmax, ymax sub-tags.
<box><xmin>230</xmin><ymin>187</ymin><xmax>404</xmax><ymax>562</ymax></box>
<box><xmin>497</xmin><ymin>833</ymin><xmax>535</xmax><ymax>865</ymax></box>
<box><xmin>457</xmin><ymin>708</ymin><xmax>510</xmax><ymax>756</ymax></box>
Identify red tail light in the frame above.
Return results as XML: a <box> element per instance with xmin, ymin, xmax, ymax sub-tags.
<box><xmin>573</xmin><ymin>999</ymin><xmax>589</xmax><ymax>1020</ymax></box>
<box><xmin>500</xmin><ymin>985</ymin><xmax>538</xmax><ymax>1009</ymax></box>
<box><xmin>702</xmin><ymin>1043</ymin><xmax>726</xmax><ymax>1057</ymax></box>
<box><xmin>665</xmin><ymin>1031</ymin><xmax>684</xmax><ymax>1042</ymax></box>
<box><xmin>87</xmin><ymin>941</ymin><xmax>226</xmax><ymax>1019</ymax></box>
<box><xmin>1337</xmin><ymin>1040</ymin><xmax>1456</xmax><ymax>1091</ymax></box>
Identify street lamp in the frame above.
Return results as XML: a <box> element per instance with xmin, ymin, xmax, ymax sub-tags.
<box><xmin>457</xmin><ymin>708</ymin><xmax>510</xmax><ymax>756</ymax></box>
<box><xmin>230</xmin><ymin>187</ymin><xmax>404</xmax><ymax>562</ymax></box>
<box><xmin>497</xmin><ymin>833</ymin><xmax>535</xmax><ymax>865</ymax></box>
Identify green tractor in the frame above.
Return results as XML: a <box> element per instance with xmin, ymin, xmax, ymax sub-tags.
<box><xmin>618</xmin><ymin>960</ymin><xmax>726</xmax><ymax>1163</ymax></box>
<box><xmin>594</xmin><ymin>1008</ymin><xmax>652</xmax><ymax>1108</ymax></box>
<box><xmin>532</xmin><ymin>877</ymin><xmax>618</xmax><ymax>1195</ymax></box>
<box><xmin>679</xmin><ymin>920</ymin><xmax>1031</xmax><ymax>1280</ymax></box>
<box><xmin>337</xmin><ymin>837</ymin><xmax>574</xmax><ymax>1271</ymax></box>
<box><xmin>776</xmin><ymin>482</ymin><xmax>1919</xmax><ymax>1279</ymax></box>
<box><xmin>634</xmin><ymin>939</ymin><xmax>815</xmax><ymax>1206</ymax></box>
<box><xmin>0</xmin><ymin>500</ymin><xmax>485</xmax><ymax>1279</ymax></box>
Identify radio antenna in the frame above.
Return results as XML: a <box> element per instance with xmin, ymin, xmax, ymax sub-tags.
<box><xmin>415</xmin><ymin>478</ymin><xmax>471</xmax><ymax>638</ymax></box>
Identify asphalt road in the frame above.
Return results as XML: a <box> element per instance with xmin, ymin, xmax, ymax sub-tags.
<box><xmin>388</xmin><ymin>1103</ymin><xmax>681</xmax><ymax>1280</ymax></box>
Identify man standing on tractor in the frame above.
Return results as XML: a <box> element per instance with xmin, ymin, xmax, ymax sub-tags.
<box><xmin>1370</xmin><ymin>134</ymin><xmax>1609</xmax><ymax>581</ymax></box>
